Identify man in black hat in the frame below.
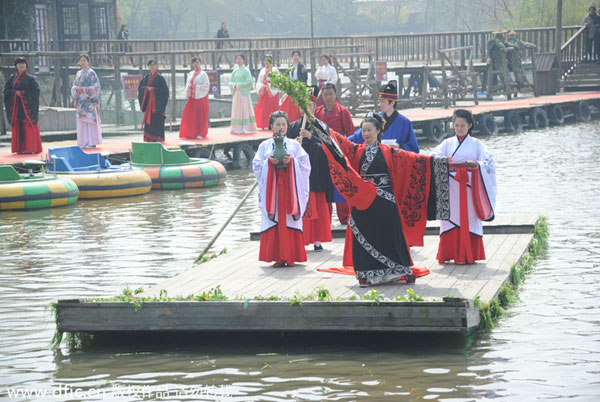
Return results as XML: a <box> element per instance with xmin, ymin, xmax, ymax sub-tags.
<box><xmin>348</xmin><ymin>80</ymin><xmax>419</xmax><ymax>153</ymax></box>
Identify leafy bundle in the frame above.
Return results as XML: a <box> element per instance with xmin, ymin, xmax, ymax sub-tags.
<box><xmin>268</xmin><ymin>70</ymin><xmax>312</xmax><ymax>117</ymax></box>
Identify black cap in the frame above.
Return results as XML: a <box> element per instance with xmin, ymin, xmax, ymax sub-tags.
<box><xmin>14</xmin><ymin>57</ymin><xmax>28</xmax><ymax>66</ymax></box>
<box><xmin>378</xmin><ymin>80</ymin><xmax>398</xmax><ymax>101</ymax></box>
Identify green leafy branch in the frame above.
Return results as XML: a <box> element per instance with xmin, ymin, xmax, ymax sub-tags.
<box><xmin>268</xmin><ymin>70</ymin><xmax>313</xmax><ymax>117</ymax></box>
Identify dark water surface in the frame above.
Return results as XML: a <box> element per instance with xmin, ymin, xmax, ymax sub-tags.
<box><xmin>1</xmin><ymin>122</ymin><xmax>599</xmax><ymax>401</ymax></box>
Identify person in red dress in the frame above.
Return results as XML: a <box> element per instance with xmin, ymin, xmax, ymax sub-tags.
<box><xmin>3</xmin><ymin>57</ymin><xmax>42</xmax><ymax>154</ymax></box>
<box><xmin>254</xmin><ymin>55</ymin><xmax>280</xmax><ymax>130</ymax></box>
<box><xmin>313</xmin><ymin>83</ymin><xmax>355</xmax><ymax>225</ymax></box>
<box><xmin>253</xmin><ymin>111</ymin><xmax>311</xmax><ymax>267</ymax></box>
<box><xmin>286</xmin><ymin>93</ymin><xmax>334</xmax><ymax>251</ymax></box>
<box><xmin>179</xmin><ymin>57</ymin><xmax>210</xmax><ymax>139</ymax></box>
<box><xmin>138</xmin><ymin>60</ymin><xmax>169</xmax><ymax>142</ymax></box>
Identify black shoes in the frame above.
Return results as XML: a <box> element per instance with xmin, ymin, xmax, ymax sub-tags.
<box><xmin>314</xmin><ymin>244</ymin><xmax>323</xmax><ymax>251</ymax></box>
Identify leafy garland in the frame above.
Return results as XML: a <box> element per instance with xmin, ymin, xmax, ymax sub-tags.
<box><xmin>268</xmin><ymin>70</ymin><xmax>312</xmax><ymax>117</ymax></box>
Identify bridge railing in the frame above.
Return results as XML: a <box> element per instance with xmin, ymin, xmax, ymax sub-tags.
<box><xmin>0</xmin><ymin>26</ymin><xmax>580</xmax><ymax>68</ymax></box>
<box><xmin>560</xmin><ymin>25</ymin><xmax>588</xmax><ymax>78</ymax></box>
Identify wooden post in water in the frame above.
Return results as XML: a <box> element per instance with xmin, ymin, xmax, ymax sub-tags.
<box><xmin>170</xmin><ymin>54</ymin><xmax>176</xmax><ymax>132</ymax></box>
<box><xmin>555</xmin><ymin>0</ymin><xmax>563</xmax><ymax>75</ymax></box>
<box><xmin>114</xmin><ymin>56</ymin><xmax>122</xmax><ymax>127</ymax></box>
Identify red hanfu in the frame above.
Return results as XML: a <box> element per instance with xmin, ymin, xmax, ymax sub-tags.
<box><xmin>258</xmin><ymin>162</ymin><xmax>307</xmax><ymax>264</ymax></box>
<box><xmin>302</xmin><ymin>191</ymin><xmax>332</xmax><ymax>245</ymax></box>
<box><xmin>179</xmin><ymin>69</ymin><xmax>210</xmax><ymax>139</ymax></box>
<box><xmin>3</xmin><ymin>72</ymin><xmax>42</xmax><ymax>154</ymax></box>
<box><xmin>253</xmin><ymin>136</ymin><xmax>311</xmax><ymax>266</ymax></box>
<box><xmin>279</xmin><ymin>94</ymin><xmax>302</xmax><ymax>123</ymax></box>
<box><xmin>254</xmin><ymin>67</ymin><xmax>279</xmax><ymax>130</ymax></box>
<box><xmin>138</xmin><ymin>72</ymin><xmax>169</xmax><ymax>142</ymax></box>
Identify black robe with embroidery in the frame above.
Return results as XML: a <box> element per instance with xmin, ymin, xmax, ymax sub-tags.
<box><xmin>138</xmin><ymin>73</ymin><xmax>169</xmax><ymax>142</ymax></box>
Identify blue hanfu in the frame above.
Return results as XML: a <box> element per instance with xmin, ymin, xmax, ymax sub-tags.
<box><xmin>349</xmin><ymin>111</ymin><xmax>419</xmax><ymax>153</ymax></box>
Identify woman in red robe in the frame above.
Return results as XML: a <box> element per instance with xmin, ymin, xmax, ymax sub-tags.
<box><xmin>179</xmin><ymin>57</ymin><xmax>210</xmax><ymax>139</ymax></box>
<box><xmin>254</xmin><ymin>55</ymin><xmax>280</xmax><ymax>130</ymax></box>
<box><xmin>3</xmin><ymin>57</ymin><xmax>42</xmax><ymax>154</ymax></box>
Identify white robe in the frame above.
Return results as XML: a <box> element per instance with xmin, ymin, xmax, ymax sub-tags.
<box><xmin>431</xmin><ymin>134</ymin><xmax>497</xmax><ymax>236</ymax></box>
<box><xmin>256</xmin><ymin>67</ymin><xmax>279</xmax><ymax>96</ymax></box>
<box><xmin>315</xmin><ymin>64</ymin><xmax>338</xmax><ymax>84</ymax></box>
<box><xmin>185</xmin><ymin>70</ymin><xmax>209</xmax><ymax>99</ymax></box>
<box><xmin>253</xmin><ymin>137</ymin><xmax>311</xmax><ymax>232</ymax></box>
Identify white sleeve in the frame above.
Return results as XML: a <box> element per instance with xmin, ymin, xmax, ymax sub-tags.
<box><xmin>195</xmin><ymin>72</ymin><xmax>210</xmax><ymax>98</ymax></box>
<box><xmin>329</xmin><ymin>65</ymin><xmax>338</xmax><ymax>84</ymax></box>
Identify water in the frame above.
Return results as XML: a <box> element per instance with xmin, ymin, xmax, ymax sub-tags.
<box><xmin>1</xmin><ymin>122</ymin><xmax>599</xmax><ymax>401</ymax></box>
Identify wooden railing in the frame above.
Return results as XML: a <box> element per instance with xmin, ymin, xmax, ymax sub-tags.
<box><xmin>560</xmin><ymin>25</ymin><xmax>588</xmax><ymax>78</ymax></box>
<box><xmin>0</xmin><ymin>26</ymin><xmax>580</xmax><ymax>68</ymax></box>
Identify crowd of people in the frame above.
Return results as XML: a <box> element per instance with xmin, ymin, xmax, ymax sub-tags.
<box><xmin>252</xmin><ymin>90</ymin><xmax>496</xmax><ymax>287</ymax></box>
<box><xmin>3</xmin><ymin>25</ymin><xmax>499</xmax><ymax>288</ymax></box>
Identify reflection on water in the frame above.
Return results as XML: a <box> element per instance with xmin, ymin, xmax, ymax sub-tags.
<box><xmin>1</xmin><ymin>122</ymin><xmax>600</xmax><ymax>400</ymax></box>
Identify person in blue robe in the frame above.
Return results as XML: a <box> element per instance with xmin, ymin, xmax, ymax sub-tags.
<box><xmin>348</xmin><ymin>80</ymin><xmax>419</xmax><ymax>153</ymax></box>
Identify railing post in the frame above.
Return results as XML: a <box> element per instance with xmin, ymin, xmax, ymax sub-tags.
<box><xmin>114</xmin><ymin>56</ymin><xmax>122</xmax><ymax>127</ymax></box>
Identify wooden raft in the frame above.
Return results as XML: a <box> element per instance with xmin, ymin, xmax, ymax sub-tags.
<box><xmin>56</xmin><ymin>216</ymin><xmax>539</xmax><ymax>334</ymax></box>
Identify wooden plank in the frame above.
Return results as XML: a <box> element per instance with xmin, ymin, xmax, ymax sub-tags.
<box><xmin>57</xmin><ymin>300</ymin><xmax>477</xmax><ymax>332</ymax></box>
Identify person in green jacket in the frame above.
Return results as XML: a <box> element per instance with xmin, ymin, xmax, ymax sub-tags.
<box><xmin>506</xmin><ymin>30</ymin><xmax>535</xmax><ymax>92</ymax></box>
<box><xmin>229</xmin><ymin>54</ymin><xmax>256</xmax><ymax>134</ymax></box>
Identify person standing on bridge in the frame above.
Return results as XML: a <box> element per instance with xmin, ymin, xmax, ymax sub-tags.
<box><xmin>280</xmin><ymin>50</ymin><xmax>307</xmax><ymax>123</ymax></box>
<box><xmin>180</xmin><ymin>56</ymin><xmax>210</xmax><ymax>140</ymax></box>
<box><xmin>229</xmin><ymin>54</ymin><xmax>256</xmax><ymax>134</ymax></box>
<box><xmin>254</xmin><ymin>55</ymin><xmax>279</xmax><ymax>130</ymax></box>
<box><xmin>430</xmin><ymin>109</ymin><xmax>497</xmax><ymax>265</ymax></box>
<box><xmin>3</xmin><ymin>57</ymin><xmax>42</xmax><ymax>154</ymax></box>
<box><xmin>348</xmin><ymin>80</ymin><xmax>419</xmax><ymax>153</ymax></box>
<box><xmin>138</xmin><ymin>60</ymin><xmax>169</xmax><ymax>142</ymax></box>
<box><xmin>314</xmin><ymin>83</ymin><xmax>355</xmax><ymax>225</ymax></box>
<box><xmin>253</xmin><ymin>111</ymin><xmax>311</xmax><ymax>267</ymax></box>
<box><xmin>314</xmin><ymin>55</ymin><xmax>338</xmax><ymax>106</ymax></box>
<box><xmin>71</xmin><ymin>53</ymin><xmax>102</xmax><ymax>149</ymax></box>
<box><xmin>286</xmin><ymin>90</ymin><xmax>334</xmax><ymax>251</ymax></box>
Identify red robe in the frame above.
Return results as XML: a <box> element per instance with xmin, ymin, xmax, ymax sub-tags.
<box><xmin>314</xmin><ymin>103</ymin><xmax>355</xmax><ymax>137</ymax></box>
<box><xmin>3</xmin><ymin>72</ymin><xmax>42</xmax><ymax>154</ymax></box>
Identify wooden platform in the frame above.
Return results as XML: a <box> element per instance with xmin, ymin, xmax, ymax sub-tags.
<box><xmin>56</xmin><ymin>216</ymin><xmax>539</xmax><ymax>334</ymax></box>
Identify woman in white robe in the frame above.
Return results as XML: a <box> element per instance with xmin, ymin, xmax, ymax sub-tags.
<box><xmin>253</xmin><ymin>111</ymin><xmax>311</xmax><ymax>267</ymax></box>
<box><xmin>431</xmin><ymin>109</ymin><xmax>497</xmax><ymax>265</ymax></box>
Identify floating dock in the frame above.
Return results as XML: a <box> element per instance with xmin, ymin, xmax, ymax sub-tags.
<box><xmin>56</xmin><ymin>216</ymin><xmax>539</xmax><ymax>334</ymax></box>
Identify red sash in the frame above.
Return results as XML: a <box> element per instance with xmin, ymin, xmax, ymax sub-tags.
<box><xmin>11</xmin><ymin>73</ymin><xmax>34</xmax><ymax>127</ymax></box>
<box><xmin>141</xmin><ymin>73</ymin><xmax>157</xmax><ymax>132</ymax></box>
<box><xmin>265</xmin><ymin>159</ymin><xmax>300</xmax><ymax>219</ymax></box>
<box><xmin>187</xmin><ymin>70</ymin><xmax>201</xmax><ymax>98</ymax></box>
<box><xmin>455</xmin><ymin>168</ymin><xmax>473</xmax><ymax>264</ymax></box>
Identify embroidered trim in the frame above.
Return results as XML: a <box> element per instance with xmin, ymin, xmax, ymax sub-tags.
<box><xmin>433</xmin><ymin>155</ymin><xmax>450</xmax><ymax>220</ymax></box>
<box><xmin>363</xmin><ymin>173</ymin><xmax>390</xmax><ymax>188</ymax></box>
<box><xmin>376</xmin><ymin>187</ymin><xmax>396</xmax><ymax>204</ymax></box>
<box><xmin>360</xmin><ymin>142</ymin><xmax>379</xmax><ymax>175</ymax></box>
<box><xmin>348</xmin><ymin>216</ymin><xmax>411</xmax><ymax>274</ymax></box>
<box><xmin>400</xmin><ymin>154</ymin><xmax>428</xmax><ymax>227</ymax></box>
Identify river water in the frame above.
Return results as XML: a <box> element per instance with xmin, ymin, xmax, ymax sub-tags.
<box><xmin>1</xmin><ymin>122</ymin><xmax>599</xmax><ymax>401</ymax></box>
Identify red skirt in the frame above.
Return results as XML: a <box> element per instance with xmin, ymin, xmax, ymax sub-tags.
<box><xmin>437</xmin><ymin>228</ymin><xmax>485</xmax><ymax>265</ymax></box>
<box><xmin>179</xmin><ymin>96</ymin><xmax>209</xmax><ymax>139</ymax></box>
<box><xmin>12</xmin><ymin>120</ymin><xmax>42</xmax><ymax>154</ymax></box>
<box><xmin>302</xmin><ymin>192</ymin><xmax>332</xmax><ymax>245</ymax></box>
<box><xmin>280</xmin><ymin>95</ymin><xmax>302</xmax><ymax>123</ymax></box>
<box><xmin>259</xmin><ymin>226</ymin><xmax>307</xmax><ymax>264</ymax></box>
<box><xmin>254</xmin><ymin>90</ymin><xmax>279</xmax><ymax>130</ymax></box>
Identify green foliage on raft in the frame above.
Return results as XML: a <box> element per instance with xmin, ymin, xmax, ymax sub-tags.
<box><xmin>477</xmin><ymin>216</ymin><xmax>549</xmax><ymax>331</ymax></box>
